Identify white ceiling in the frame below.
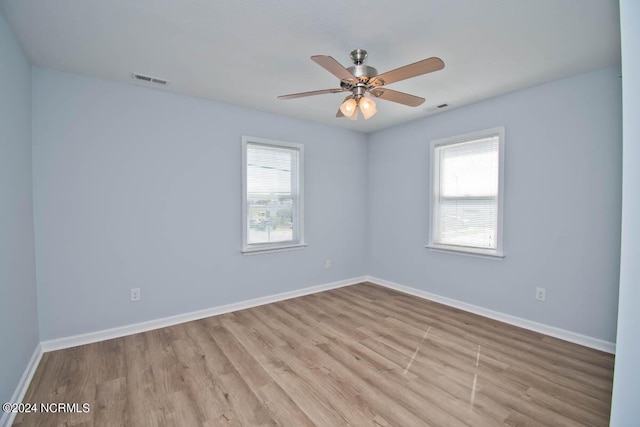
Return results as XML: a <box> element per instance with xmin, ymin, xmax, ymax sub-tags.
<box><xmin>1</xmin><ymin>0</ymin><xmax>621</xmax><ymax>133</ymax></box>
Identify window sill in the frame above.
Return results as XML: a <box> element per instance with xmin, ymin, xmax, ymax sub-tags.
<box><xmin>242</xmin><ymin>243</ymin><xmax>307</xmax><ymax>255</ymax></box>
<box><xmin>425</xmin><ymin>245</ymin><xmax>505</xmax><ymax>260</ymax></box>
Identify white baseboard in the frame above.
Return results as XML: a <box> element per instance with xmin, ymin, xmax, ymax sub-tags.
<box><xmin>1</xmin><ymin>343</ymin><xmax>43</xmax><ymax>427</ymax></box>
<box><xmin>365</xmin><ymin>276</ymin><xmax>616</xmax><ymax>354</ymax></box>
<box><xmin>41</xmin><ymin>276</ymin><xmax>367</xmax><ymax>353</ymax></box>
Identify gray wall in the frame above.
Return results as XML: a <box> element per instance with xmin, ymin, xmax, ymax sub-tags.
<box><xmin>31</xmin><ymin>68</ymin><xmax>368</xmax><ymax>340</ymax></box>
<box><xmin>610</xmin><ymin>0</ymin><xmax>640</xmax><ymax>423</ymax></box>
<box><xmin>0</xmin><ymin>11</ymin><xmax>39</xmax><ymax>405</ymax></box>
<box><xmin>367</xmin><ymin>67</ymin><xmax>622</xmax><ymax>342</ymax></box>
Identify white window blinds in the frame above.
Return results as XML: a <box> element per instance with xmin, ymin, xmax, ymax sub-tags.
<box><xmin>247</xmin><ymin>144</ymin><xmax>297</xmax><ymax>198</ymax></box>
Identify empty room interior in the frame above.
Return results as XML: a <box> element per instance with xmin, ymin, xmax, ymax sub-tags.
<box><xmin>1</xmin><ymin>0</ymin><xmax>639</xmax><ymax>426</ymax></box>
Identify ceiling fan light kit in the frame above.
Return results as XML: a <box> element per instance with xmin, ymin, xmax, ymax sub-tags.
<box><xmin>339</xmin><ymin>95</ymin><xmax>377</xmax><ymax>120</ymax></box>
<box><xmin>278</xmin><ymin>49</ymin><xmax>444</xmax><ymax>121</ymax></box>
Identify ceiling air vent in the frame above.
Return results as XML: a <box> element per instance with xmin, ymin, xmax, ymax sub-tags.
<box><xmin>132</xmin><ymin>73</ymin><xmax>168</xmax><ymax>85</ymax></box>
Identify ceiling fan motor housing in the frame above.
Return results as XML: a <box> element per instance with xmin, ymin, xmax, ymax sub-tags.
<box><xmin>347</xmin><ymin>64</ymin><xmax>378</xmax><ymax>80</ymax></box>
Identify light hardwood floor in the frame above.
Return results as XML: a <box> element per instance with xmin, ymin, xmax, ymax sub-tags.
<box><xmin>14</xmin><ymin>283</ymin><xmax>614</xmax><ymax>426</ymax></box>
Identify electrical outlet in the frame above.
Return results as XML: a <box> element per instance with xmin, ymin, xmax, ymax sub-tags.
<box><xmin>535</xmin><ymin>287</ymin><xmax>546</xmax><ymax>301</ymax></box>
<box><xmin>130</xmin><ymin>288</ymin><xmax>141</xmax><ymax>302</ymax></box>
<box><xmin>325</xmin><ymin>259</ymin><xmax>331</xmax><ymax>269</ymax></box>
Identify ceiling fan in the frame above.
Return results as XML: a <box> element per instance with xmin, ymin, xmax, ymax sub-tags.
<box><xmin>278</xmin><ymin>49</ymin><xmax>444</xmax><ymax>120</ymax></box>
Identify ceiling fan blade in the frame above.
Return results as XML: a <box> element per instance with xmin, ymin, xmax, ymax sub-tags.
<box><xmin>278</xmin><ymin>88</ymin><xmax>347</xmax><ymax>100</ymax></box>
<box><xmin>372</xmin><ymin>57</ymin><xmax>444</xmax><ymax>86</ymax></box>
<box><xmin>311</xmin><ymin>55</ymin><xmax>358</xmax><ymax>82</ymax></box>
<box><xmin>370</xmin><ymin>88</ymin><xmax>425</xmax><ymax>107</ymax></box>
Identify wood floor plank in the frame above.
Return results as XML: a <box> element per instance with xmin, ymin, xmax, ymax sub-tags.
<box><xmin>14</xmin><ymin>283</ymin><xmax>614</xmax><ymax>426</ymax></box>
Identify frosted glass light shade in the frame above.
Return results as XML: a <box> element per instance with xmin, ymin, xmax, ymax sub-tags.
<box><xmin>340</xmin><ymin>98</ymin><xmax>358</xmax><ymax>117</ymax></box>
<box><xmin>359</xmin><ymin>96</ymin><xmax>377</xmax><ymax>120</ymax></box>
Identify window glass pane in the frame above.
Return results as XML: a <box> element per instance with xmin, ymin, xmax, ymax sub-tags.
<box><xmin>246</xmin><ymin>143</ymin><xmax>299</xmax><ymax>246</ymax></box>
<box><xmin>247</xmin><ymin>197</ymin><xmax>294</xmax><ymax>244</ymax></box>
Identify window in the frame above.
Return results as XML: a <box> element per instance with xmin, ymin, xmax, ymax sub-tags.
<box><xmin>428</xmin><ymin>127</ymin><xmax>505</xmax><ymax>258</ymax></box>
<box><xmin>242</xmin><ymin>136</ymin><xmax>305</xmax><ymax>254</ymax></box>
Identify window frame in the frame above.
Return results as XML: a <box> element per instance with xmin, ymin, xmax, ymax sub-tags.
<box><xmin>427</xmin><ymin>127</ymin><xmax>506</xmax><ymax>259</ymax></box>
<box><xmin>241</xmin><ymin>136</ymin><xmax>306</xmax><ymax>255</ymax></box>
